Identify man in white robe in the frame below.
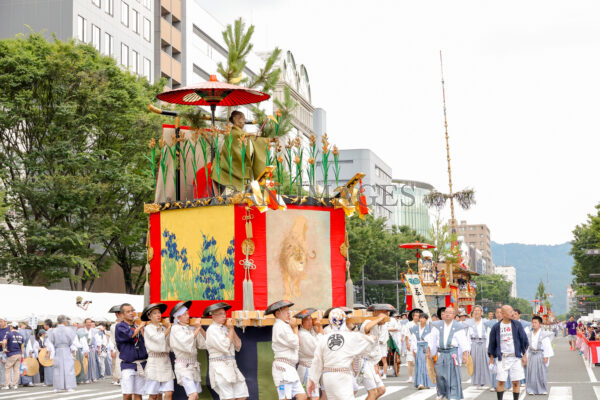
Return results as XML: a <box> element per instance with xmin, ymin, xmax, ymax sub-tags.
<box><xmin>142</xmin><ymin>303</ymin><xmax>174</xmax><ymax>400</ymax></box>
<box><xmin>295</xmin><ymin>308</ymin><xmax>322</xmax><ymax>400</ymax></box>
<box><xmin>47</xmin><ymin>315</ymin><xmax>76</xmax><ymax>393</ymax></box>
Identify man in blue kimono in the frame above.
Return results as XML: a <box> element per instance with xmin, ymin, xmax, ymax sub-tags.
<box><xmin>488</xmin><ymin>305</ymin><xmax>529</xmax><ymax>400</ymax></box>
<box><xmin>115</xmin><ymin>303</ymin><xmax>147</xmax><ymax>400</ymax></box>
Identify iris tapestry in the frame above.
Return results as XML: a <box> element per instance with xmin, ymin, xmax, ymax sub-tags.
<box><xmin>160</xmin><ymin>206</ymin><xmax>235</xmax><ymax>301</ymax></box>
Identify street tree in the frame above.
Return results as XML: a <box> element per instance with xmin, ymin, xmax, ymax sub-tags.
<box><xmin>0</xmin><ymin>33</ymin><xmax>163</xmax><ymax>290</ymax></box>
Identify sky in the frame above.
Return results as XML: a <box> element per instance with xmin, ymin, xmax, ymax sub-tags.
<box><xmin>198</xmin><ymin>0</ymin><xmax>600</xmax><ymax>245</ymax></box>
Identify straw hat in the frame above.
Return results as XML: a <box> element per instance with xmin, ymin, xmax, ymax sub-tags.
<box><xmin>265</xmin><ymin>300</ymin><xmax>294</xmax><ymax>316</ymax></box>
<box><xmin>38</xmin><ymin>348</ymin><xmax>54</xmax><ymax>367</ymax></box>
<box><xmin>466</xmin><ymin>353</ymin><xmax>474</xmax><ymax>376</ymax></box>
<box><xmin>426</xmin><ymin>357</ymin><xmax>436</xmax><ymax>383</ymax></box>
<box><xmin>141</xmin><ymin>303</ymin><xmax>168</xmax><ymax>322</ymax></box>
<box><xmin>82</xmin><ymin>357</ymin><xmax>88</xmax><ymax>374</ymax></box>
<box><xmin>74</xmin><ymin>359</ymin><xmax>82</xmax><ymax>376</ymax></box>
<box><xmin>202</xmin><ymin>302</ymin><xmax>232</xmax><ymax>318</ymax></box>
<box><xmin>23</xmin><ymin>358</ymin><xmax>39</xmax><ymax>376</ymax></box>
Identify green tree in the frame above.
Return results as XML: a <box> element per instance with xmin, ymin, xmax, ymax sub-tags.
<box><xmin>473</xmin><ymin>274</ymin><xmax>512</xmax><ymax>305</ymax></box>
<box><xmin>348</xmin><ymin>215</ymin><xmax>427</xmax><ymax>307</ymax></box>
<box><xmin>570</xmin><ymin>203</ymin><xmax>600</xmax><ymax>307</ymax></box>
<box><xmin>427</xmin><ymin>214</ymin><xmax>450</xmax><ymax>263</ymax></box>
<box><xmin>0</xmin><ymin>33</ymin><xmax>163</xmax><ymax>290</ymax></box>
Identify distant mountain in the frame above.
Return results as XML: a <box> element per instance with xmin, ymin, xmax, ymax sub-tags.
<box><xmin>491</xmin><ymin>242</ymin><xmax>573</xmax><ymax>314</ymax></box>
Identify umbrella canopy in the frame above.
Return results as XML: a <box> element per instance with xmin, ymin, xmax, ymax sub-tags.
<box><xmin>156</xmin><ymin>75</ymin><xmax>270</xmax><ymax>125</ymax></box>
<box><xmin>398</xmin><ymin>241</ymin><xmax>436</xmax><ymax>250</ymax></box>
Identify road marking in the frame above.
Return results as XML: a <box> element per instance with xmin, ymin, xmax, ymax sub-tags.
<box><xmin>548</xmin><ymin>386</ymin><xmax>572</xmax><ymax>400</ymax></box>
<box><xmin>462</xmin><ymin>386</ymin><xmax>487</xmax><ymax>400</ymax></box>
<box><xmin>44</xmin><ymin>389</ymin><xmax>122</xmax><ymax>400</ymax></box>
<box><xmin>594</xmin><ymin>386</ymin><xmax>600</xmax><ymax>400</ymax></box>
<box><xmin>355</xmin><ymin>385</ymin><xmax>406</xmax><ymax>400</ymax></box>
<box><xmin>0</xmin><ymin>389</ymin><xmax>92</xmax><ymax>398</ymax></box>
<box><xmin>582</xmin><ymin>353</ymin><xmax>598</xmax><ymax>382</ymax></box>
<box><xmin>463</xmin><ymin>378</ymin><xmax>472</xmax><ymax>383</ymax></box>
<box><xmin>398</xmin><ymin>387</ymin><xmax>437</xmax><ymax>400</ymax></box>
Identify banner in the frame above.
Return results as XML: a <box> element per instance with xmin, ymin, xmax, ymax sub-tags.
<box><xmin>405</xmin><ymin>274</ymin><xmax>430</xmax><ymax>315</ymax></box>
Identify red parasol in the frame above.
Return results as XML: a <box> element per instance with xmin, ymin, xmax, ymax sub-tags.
<box><xmin>398</xmin><ymin>241</ymin><xmax>436</xmax><ymax>259</ymax></box>
<box><xmin>156</xmin><ymin>75</ymin><xmax>270</xmax><ymax>126</ymax></box>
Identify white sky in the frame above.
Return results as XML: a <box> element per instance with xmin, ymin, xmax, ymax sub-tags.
<box><xmin>199</xmin><ymin>0</ymin><xmax>600</xmax><ymax>245</ymax></box>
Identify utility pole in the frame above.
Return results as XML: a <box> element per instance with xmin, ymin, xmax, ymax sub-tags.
<box><xmin>362</xmin><ymin>265</ymin><xmax>366</xmax><ymax>304</ymax></box>
<box><xmin>395</xmin><ymin>263</ymin><xmax>400</xmax><ymax>311</ymax></box>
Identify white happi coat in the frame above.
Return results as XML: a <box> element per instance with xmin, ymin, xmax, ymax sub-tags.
<box><xmin>205</xmin><ymin>323</ymin><xmax>245</xmax><ymax>387</ymax></box>
<box><xmin>170</xmin><ymin>324</ymin><xmax>207</xmax><ymax>383</ymax></box>
<box><xmin>360</xmin><ymin>322</ymin><xmax>383</xmax><ymax>363</ymax></box>
<box><xmin>297</xmin><ymin>327</ymin><xmax>321</xmax><ymax>385</ymax></box>
<box><xmin>271</xmin><ymin>319</ymin><xmax>301</xmax><ymax>385</ymax></box>
<box><xmin>144</xmin><ymin>323</ymin><xmax>175</xmax><ymax>382</ymax></box>
<box><xmin>309</xmin><ymin>330</ymin><xmax>376</xmax><ymax>400</ymax></box>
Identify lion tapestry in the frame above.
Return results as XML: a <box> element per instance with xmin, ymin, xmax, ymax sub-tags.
<box><xmin>266</xmin><ymin>208</ymin><xmax>332</xmax><ymax>310</ymax></box>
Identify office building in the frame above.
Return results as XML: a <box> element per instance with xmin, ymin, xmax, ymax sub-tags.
<box><xmin>495</xmin><ymin>265</ymin><xmax>518</xmax><ymax>298</ymax></box>
<box><xmin>452</xmin><ymin>220</ymin><xmax>493</xmax><ymax>274</ymax></box>
<box><xmin>391</xmin><ymin>179</ymin><xmax>434</xmax><ymax>238</ymax></box>
<box><xmin>157</xmin><ymin>0</ymin><xmax>182</xmax><ymax>87</ymax></box>
<box><xmin>566</xmin><ymin>284</ymin><xmax>576</xmax><ymax>313</ymax></box>
<box><xmin>0</xmin><ymin>0</ymin><xmax>155</xmax><ymax>82</ymax></box>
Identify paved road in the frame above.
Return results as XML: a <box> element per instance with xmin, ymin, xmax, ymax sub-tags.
<box><xmin>1</xmin><ymin>336</ymin><xmax>597</xmax><ymax>399</ymax></box>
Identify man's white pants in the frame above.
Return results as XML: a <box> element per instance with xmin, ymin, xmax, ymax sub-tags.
<box><xmin>495</xmin><ymin>356</ymin><xmax>525</xmax><ymax>382</ymax></box>
<box><xmin>98</xmin><ymin>354</ymin><xmax>107</xmax><ymax>377</ymax></box>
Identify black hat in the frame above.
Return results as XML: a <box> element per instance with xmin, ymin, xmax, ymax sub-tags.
<box><xmin>436</xmin><ymin>307</ymin><xmax>447</xmax><ymax>320</ymax></box>
<box><xmin>408</xmin><ymin>308</ymin><xmax>423</xmax><ymax>321</ymax></box>
<box><xmin>353</xmin><ymin>304</ymin><xmax>367</xmax><ymax>310</ymax></box>
<box><xmin>141</xmin><ymin>303</ymin><xmax>168</xmax><ymax>322</ymax></box>
<box><xmin>202</xmin><ymin>302</ymin><xmax>232</xmax><ymax>317</ymax></box>
<box><xmin>367</xmin><ymin>304</ymin><xmax>395</xmax><ymax>312</ymax></box>
<box><xmin>265</xmin><ymin>300</ymin><xmax>294</xmax><ymax>316</ymax></box>
<box><xmin>108</xmin><ymin>305</ymin><xmax>122</xmax><ymax>313</ymax></box>
<box><xmin>324</xmin><ymin>307</ymin><xmax>353</xmax><ymax>318</ymax></box>
<box><xmin>400</xmin><ymin>312</ymin><xmax>408</xmax><ymax>317</ymax></box>
<box><xmin>294</xmin><ymin>308</ymin><xmax>317</xmax><ymax>320</ymax></box>
<box><xmin>169</xmin><ymin>301</ymin><xmax>192</xmax><ymax>323</ymax></box>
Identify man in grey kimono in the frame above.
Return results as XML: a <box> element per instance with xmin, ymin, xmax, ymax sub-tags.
<box><xmin>47</xmin><ymin>315</ymin><xmax>77</xmax><ymax>392</ymax></box>
<box><xmin>78</xmin><ymin>318</ymin><xmax>100</xmax><ymax>383</ymax></box>
<box><xmin>432</xmin><ymin>306</ymin><xmax>470</xmax><ymax>400</ymax></box>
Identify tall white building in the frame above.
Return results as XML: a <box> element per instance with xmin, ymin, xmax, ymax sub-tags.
<box><xmin>0</xmin><ymin>0</ymin><xmax>155</xmax><ymax>82</ymax></box>
<box><xmin>495</xmin><ymin>265</ymin><xmax>518</xmax><ymax>298</ymax></box>
<box><xmin>566</xmin><ymin>284</ymin><xmax>576</xmax><ymax>313</ymax></box>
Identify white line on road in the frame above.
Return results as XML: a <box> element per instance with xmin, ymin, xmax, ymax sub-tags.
<box><xmin>548</xmin><ymin>386</ymin><xmax>572</xmax><ymax>400</ymax></box>
<box><xmin>397</xmin><ymin>387</ymin><xmax>437</xmax><ymax>400</ymax></box>
<box><xmin>583</xmin><ymin>353</ymin><xmax>598</xmax><ymax>382</ymax></box>
<box><xmin>0</xmin><ymin>389</ymin><xmax>92</xmax><ymax>399</ymax></box>
<box><xmin>594</xmin><ymin>386</ymin><xmax>600</xmax><ymax>400</ymax></box>
<box><xmin>462</xmin><ymin>386</ymin><xmax>487</xmax><ymax>400</ymax></box>
<box><xmin>39</xmin><ymin>389</ymin><xmax>122</xmax><ymax>400</ymax></box>
<box><xmin>355</xmin><ymin>385</ymin><xmax>406</xmax><ymax>400</ymax></box>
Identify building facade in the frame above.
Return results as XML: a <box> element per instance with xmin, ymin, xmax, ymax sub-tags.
<box><xmin>0</xmin><ymin>0</ymin><xmax>155</xmax><ymax>82</ymax></box>
<box><xmin>495</xmin><ymin>265</ymin><xmax>518</xmax><ymax>298</ymax></box>
<box><xmin>157</xmin><ymin>0</ymin><xmax>183</xmax><ymax>87</ymax></box>
<box><xmin>391</xmin><ymin>179</ymin><xmax>434</xmax><ymax>237</ymax></box>
<box><xmin>453</xmin><ymin>220</ymin><xmax>493</xmax><ymax>273</ymax></box>
<box><xmin>566</xmin><ymin>284</ymin><xmax>576</xmax><ymax>313</ymax></box>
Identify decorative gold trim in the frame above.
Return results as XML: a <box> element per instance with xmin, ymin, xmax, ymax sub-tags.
<box><xmin>144</xmin><ymin>203</ymin><xmax>161</xmax><ymax>214</ymax></box>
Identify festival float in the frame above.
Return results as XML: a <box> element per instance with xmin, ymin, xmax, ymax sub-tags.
<box><xmin>142</xmin><ymin>76</ymin><xmax>374</xmax><ymax>399</ymax></box>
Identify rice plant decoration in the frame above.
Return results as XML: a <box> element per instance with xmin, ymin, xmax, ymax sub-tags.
<box><xmin>145</xmin><ymin>138</ymin><xmax>158</xmax><ymax>188</ymax></box>
<box><xmin>293</xmin><ymin>136</ymin><xmax>303</xmax><ymax>189</ymax></box>
<box><xmin>239</xmin><ymin>132</ymin><xmax>248</xmax><ymax>188</ymax></box>
<box><xmin>320</xmin><ymin>133</ymin><xmax>331</xmax><ymax>195</ymax></box>
<box><xmin>158</xmin><ymin>138</ymin><xmax>169</xmax><ymax>202</ymax></box>
<box><xmin>307</xmin><ymin>133</ymin><xmax>318</xmax><ymax>191</ymax></box>
<box><xmin>284</xmin><ymin>140</ymin><xmax>294</xmax><ymax>189</ymax></box>
<box><xmin>198</xmin><ymin>129</ymin><xmax>210</xmax><ymax>197</ymax></box>
<box><xmin>213</xmin><ymin>128</ymin><xmax>222</xmax><ymax>195</ymax></box>
<box><xmin>180</xmin><ymin>139</ymin><xmax>189</xmax><ymax>200</ymax></box>
<box><xmin>188</xmin><ymin>131</ymin><xmax>200</xmax><ymax>191</ymax></box>
<box><xmin>224</xmin><ymin>127</ymin><xmax>234</xmax><ymax>187</ymax></box>
<box><xmin>332</xmin><ymin>145</ymin><xmax>341</xmax><ymax>188</ymax></box>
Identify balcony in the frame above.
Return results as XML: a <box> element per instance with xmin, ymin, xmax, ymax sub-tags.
<box><xmin>161</xmin><ymin>17</ymin><xmax>171</xmax><ymax>44</ymax></box>
<box><xmin>161</xmin><ymin>51</ymin><xmax>172</xmax><ymax>77</ymax></box>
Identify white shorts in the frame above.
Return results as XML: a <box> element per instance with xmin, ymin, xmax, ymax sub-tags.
<box><xmin>495</xmin><ymin>356</ymin><xmax>525</xmax><ymax>382</ymax></box>
<box><xmin>144</xmin><ymin>378</ymin><xmax>174</xmax><ymax>394</ymax></box>
<box><xmin>362</xmin><ymin>361</ymin><xmax>384</xmax><ymax>391</ymax></box>
<box><xmin>180</xmin><ymin>376</ymin><xmax>202</xmax><ymax>396</ymax></box>
<box><xmin>380</xmin><ymin>345</ymin><xmax>388</xmax><ymax>358</ymax></box>
<box><xmin>214</xmin><ymin>381</ymin><xmax>249</xmax><ymax>399</ymax></box>
<box><xmin>121</xmin><ymin>369</ymin><xmax>146</xmax><ymax>395</ymax></box>
<box><xmin>406</xmin><ymin>351</ymin><xmax>415</xmax><ymax>362</ymax></box>
<box><xmin>276</xmin><ymin>380</ymin><xmax>305</xmax><ymax>399</ymax></box>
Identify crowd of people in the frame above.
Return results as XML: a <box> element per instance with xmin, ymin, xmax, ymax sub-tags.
<box><xmin>0</xmin><ymin>301</ymin><xmax>566</xmax><ymax>400</ymax></box>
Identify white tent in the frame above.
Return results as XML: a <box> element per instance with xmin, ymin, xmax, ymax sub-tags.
<box><xmin>0</xmin><ymin>284</ymin><xmax>143</xmax><ymax>324</ymax></box>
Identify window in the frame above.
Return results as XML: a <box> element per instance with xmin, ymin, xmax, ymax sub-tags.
<box><xmin>77</xmin><ymin>15</ymin><xmax>87</xmax><ymax>42</ymax></box>
<box><xmin>105</xmin><ymin>0</ymin><xmax>114</xmax><ymax>15</ymax></box>
<box><xmin>92</xmin><ymin>0</ymin><xmax>101</xmax><ymax>7</ymax></box>
<box><xmin>120</xmin><ymin>43</ymin><xmax>129</xmax><ymax>67</ymax></box>
<box><xmin>143</xmin><ymin>17</ymin><xmax>151</xmax><ymax>42</ymax></box>
<box><xmin>143</xmin><ymin>57</ymin><xmax>151</xmax><ymax>81</ymax></box>
<box><xmin>132</xmin><ymin>9</ymin><xmax>139</xmax><ymax>33</ymax></box>
<box><xmin>103</xmin><ymin>32</ymin><xmax>113</xmax><ymax>55</ymax></box>
<box><xmin>121</xmin><ymin>1</ymin><xmax>129</xmax><ymax>26</ymax></box>
<box><xmin>479</xmin><ymin>234</ymin><xmax>484</xmax><ymax>238</ymax></box>
<box><xmin>91</xmin><ymin>25</ymin><xmax>100</xmax><ymax>51</ymax></box>
<box><xmin>131</xmin><ymin>50</ymin><xmax>139</xmax><ymax>73</ymax></box>
<box><xmin>480</xmin><ymin>241</ymin><xmax>484</xmax><ymax>246</ymax></box>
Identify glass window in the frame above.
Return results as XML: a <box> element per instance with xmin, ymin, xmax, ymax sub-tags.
<box><xmin>103</xmin><ymin>32</ymin><xmax>113</xmax><ymax>55</ymax></box>
<box><xmin>132</xmin><ymin>50</ymin><xmax>139</xmax><ymax>73</ymax></box>
<box><xmin>143</xmin><ymin>17</ymin><xmax>151</xmax><ymax>42</ymax></box>
<box><xmin>132</xmin><ymin>9</ymin><xmax>139</xmax><ymax>33</ymax></box>
<box><xmin>121</xmin><ymin>43</ymin><xmax>129</xmax><ymax>67</ymax></box>
<box><xmin>91</xmin><ymin>25</ymin><xmax>101</xmax><ymax>51</ymax></box>
<box><xmin>77</xmin><ymin>15</ymin><xmax>87</xmax><ymax>42</ymax></box>
<box><xmin>121</xmin><ymin>1</ymin><xmax>129</xmax><ymax>27</ymax></box>
<box><xmin>105</xmin><ymin>0</ymin><xmax>114</xmax><ymax>15</ymax></box>
<box><xmin>143</xmin><ymin>57</ymin><xmax>151</xmax><ymax>81</ymax></box>
<box><xmin>92</xmin><ymin>0</ymin><xmax>101</xmax><ymax>7</ymax></box>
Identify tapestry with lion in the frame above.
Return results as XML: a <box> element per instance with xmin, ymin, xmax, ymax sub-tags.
<box><xmin>265</xmin><ymin>208</ymin><xmax>332</xmax><ymax>310</ymax></box>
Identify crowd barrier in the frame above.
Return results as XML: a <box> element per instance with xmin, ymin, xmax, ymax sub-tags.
<box><xmin>577</xmin><ymin>332</ymin><xmax>600</xmax><ymax>365</ymax></box>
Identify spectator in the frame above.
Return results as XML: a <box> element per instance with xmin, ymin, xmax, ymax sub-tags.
<box><xmin>0</xmin><ymin>317</ymin><xmax>9</xmax><ymax>387</ymax></box>
<box><xmin>1</xmin><ymin>322</ymin><xmax>24</xmax><ymax>390</ymax></box>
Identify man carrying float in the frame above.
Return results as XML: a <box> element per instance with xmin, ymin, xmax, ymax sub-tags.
<box><xmin>361</xmin><ymin>304</ymin><xmax>394</xmax><ymax>400</ymax></box>
<box><xmin>294</xmin><ymin>308</ymin><xmax>323</xmax><ymax>400</ymax></box>
<box><xmin>141</xmin><ymin>303</ymin><xmax>174</xmax><ymax>400</ymax></box>
<box><xmin>204</xmin><ymin>302</ymin><xmax>249</xmax><ymax>400</ymax></box>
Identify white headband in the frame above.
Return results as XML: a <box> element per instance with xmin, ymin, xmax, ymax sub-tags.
<box><xmin>173</xmin><ymin>306</ymin><xmax>188</xmax><ymax>325</ymax></box>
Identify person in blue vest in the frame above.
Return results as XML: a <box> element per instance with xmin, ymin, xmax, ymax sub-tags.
<box><xmin>0</xmin><ymin>317</ymin><xmax>9</xmax><ymax>388</ymax></box>
<box><xmin>115</xmin><ymin>303</ymin><xmax>148</xmax><ymax>400</ymax></box>
<box><xmin>488</xmin><ymin>305</ymin><xmax>529</xmax><ymax>400</ymax></box>
<box><xmin>409</xmin><ymin>313</ymin><xmax>435</xmax><ymax>390</ymax></box>
<box><xmin>1</xmin><ymin>322</ymin><xmax>24</xmax><ymax>390</ymax></box>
